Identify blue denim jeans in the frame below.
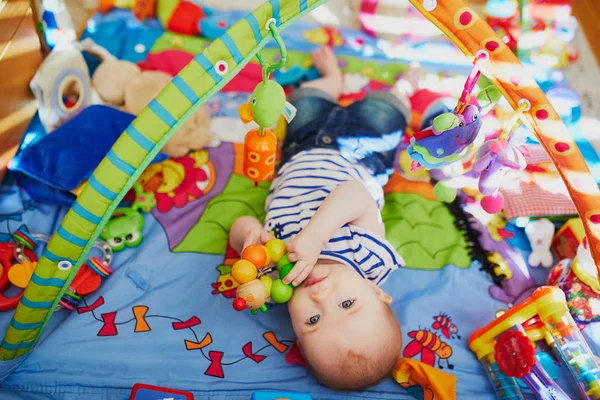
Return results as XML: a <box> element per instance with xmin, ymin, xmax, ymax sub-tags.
<box><xmin>280</xmin><ymin>88</ymin><xmax>410</xmax><ymax>183</ymax></box>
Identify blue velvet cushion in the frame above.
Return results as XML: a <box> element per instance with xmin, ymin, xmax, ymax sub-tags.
<box><xmin>9</xmin><ymin>105</ymin><xmax>135</xmax><ymax>207</ymax></box>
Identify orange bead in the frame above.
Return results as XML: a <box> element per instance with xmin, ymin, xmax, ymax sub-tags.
<box><xmin>244</xmin><ymin>128</ymin><xmax>277</xmax><ymax>184</ymax></box>
<box><xmin>231</xmin><ymin>259</ymin><xmax>257</xmax><ymax>284</ymax></box>
<box><xmin>242</xmin><ymin>245</ymin><xmax>270</xmax><ymax>269</ymax></box>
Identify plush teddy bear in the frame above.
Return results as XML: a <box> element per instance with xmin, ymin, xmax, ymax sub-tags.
<box><xmin>92</xmin><ymin>59</ymin><xmax>211</xmax><ymax>158</ymax></box>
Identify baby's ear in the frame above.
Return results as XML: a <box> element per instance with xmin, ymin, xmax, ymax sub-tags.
<box><xmin>369</xmin><ymin>281</ymin><xmax>393</xmax><ymax>305</ymax></box>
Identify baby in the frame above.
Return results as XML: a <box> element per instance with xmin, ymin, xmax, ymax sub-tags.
<box><xmin>230</xmin><ymin>47</ymin><xmax>429</xmax><ymax>390</ymax></box>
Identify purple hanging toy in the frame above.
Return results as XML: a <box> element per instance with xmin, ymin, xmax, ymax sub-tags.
<box><xmin>408</xmin><ymin>53</ymin><xmax>501</xmax><ymax>171</ymax></box>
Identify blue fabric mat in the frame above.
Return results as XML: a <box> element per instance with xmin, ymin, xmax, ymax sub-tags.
<box><xmin>0</xmin><ymin>6</ymin><xmax>598</xmax><ymax>400</ymax></box>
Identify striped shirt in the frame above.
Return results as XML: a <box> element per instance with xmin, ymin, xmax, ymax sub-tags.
<box><xmin>264</xmin><ymin>149</ymin><xmax>404</xmax><ymax>286</ymax></box>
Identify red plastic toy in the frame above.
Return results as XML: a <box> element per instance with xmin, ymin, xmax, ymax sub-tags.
<box><xmin>129</xmin><ymin>383</ymin><xmax>194</xmax><ymax>400</ymax></box>
<box><xmin>0</xmin><ymin>243</ymin><xmax>36</xmax><ymax>311</ymax></box>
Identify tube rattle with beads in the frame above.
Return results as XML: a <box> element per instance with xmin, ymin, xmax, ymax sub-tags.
<box><xmin>230</xmin><ymin>239</ymin><xmax>303</xmax><ymax>314</ymax></box>
<box><xmin>469</xmin><ymin>286</ymin><xmax>600</xmax><ymax>400</ymax></box>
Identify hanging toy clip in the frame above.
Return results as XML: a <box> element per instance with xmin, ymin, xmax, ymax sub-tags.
<box><xmin>239</xmin><ymin>21</ymin><xmax>296</xmax><ymax>185</ymax></box>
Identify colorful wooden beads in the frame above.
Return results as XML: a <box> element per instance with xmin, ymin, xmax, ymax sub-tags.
<box><xmin>231</xmin><ymin>239</ymin><xmax>302</xmax><ymax>314</ymax></box>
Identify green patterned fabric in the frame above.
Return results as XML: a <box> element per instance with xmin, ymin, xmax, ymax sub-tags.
<box><xmin>1</xmin><ymin>0</ymin><xmax>328</xmax><ymax>361</ymax></box>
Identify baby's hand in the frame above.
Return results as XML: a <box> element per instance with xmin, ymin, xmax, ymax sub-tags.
<box><xmin>243</xmin><ymin>229</ymin><xmax>274</xmax><ymax>252</ymax></box>
<box><xmin>285</xmin><ymin>231</ymin><xmax>323</xmax><ymax>286</ymax></box>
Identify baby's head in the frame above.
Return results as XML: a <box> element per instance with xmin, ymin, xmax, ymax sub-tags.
<box><xmin>288</xmin><ymin>261</ymin><xmax>402</xmax><ymax>390</ymax></box>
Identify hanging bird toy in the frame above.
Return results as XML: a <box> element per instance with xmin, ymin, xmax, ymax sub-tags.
<box><xmin>238</xmin><ymin>20</ymin><xmax>296</xmax><ymax>185</ymax></box>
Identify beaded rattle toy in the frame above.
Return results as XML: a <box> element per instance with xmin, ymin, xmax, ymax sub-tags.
<box><xmin>230</xmin><ymin>239</ymin><xmax>301</xmax><ymax>314</ymax></box>
<box><xmin>0</xmin><ymin>228</ymin><xmax>113</xmax><ymax>311</ymax></box>
<box><xmin>238</xmin><ymin>19</ymin><xmax>296</xmax><ymax>185</ymax></box>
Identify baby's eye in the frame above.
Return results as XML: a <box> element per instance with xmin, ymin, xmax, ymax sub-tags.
<box><xmin>340</xmin><ymin>300</ymin><xmax>355</xmax><ymax>309</ymax></box>
<box><xmin>307</xmin><ymin>315</ymin><xmax>320</xmax><ymax>325</ymax></box>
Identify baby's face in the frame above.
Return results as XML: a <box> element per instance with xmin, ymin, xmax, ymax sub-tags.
<box><xmin>288</xmin><ymin>261</ymin><xmax>393</xmax><ymax>372</ymax></box>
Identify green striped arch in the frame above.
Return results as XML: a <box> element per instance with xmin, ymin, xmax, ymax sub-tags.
<box><xmin>0</xmin><ymin>0</ymin><xmax>328</xmax><ymax>361</ymax></box>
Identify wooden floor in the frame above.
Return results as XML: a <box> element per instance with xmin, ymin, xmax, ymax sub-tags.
<box><xmin>0</xmin><ymin>0</ymin><xmax>42</xmax><ymax>182</ymax></box>
<box><xmin>571</xmin><ymin>0</ymin><xmax>600</xmax><ymax>66</ymax></box>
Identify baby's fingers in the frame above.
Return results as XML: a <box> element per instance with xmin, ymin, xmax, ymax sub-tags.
<box><xmin>242</xmin><ymin>237</ymin><xmax>256</xmax><ymax>252</ymax></box>
<box><xmin>260</xmin><ymin>231</ymin><xmax>275</xmax><ymax>243</ymax></box>
<box><xmin>283</xmin><ymin>261</ymin><xmax>306</xmax><ymax>285</ymax></box>
<box><xmin>287</xmin><ymin>251</ymin><xmax>299</xmax><ymax>263</ymax></box>
<box><xmin>292</xmin><ymin>264</ymin><xmax>313</xmax><ymax>287</ymax></box>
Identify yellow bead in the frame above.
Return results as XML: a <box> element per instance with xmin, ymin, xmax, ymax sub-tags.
<box><xmin>231</xmin><ymin>259</ymin><xmax>257</xmax><ymax>284</ymax></box>
<box><xmin>265</xmin><ymin>239</ymin><xmax>286</xmax><ymax>263</ymax></box>
<box><xmin>260</xmin><ymin>275</ymin><xmax>273</xmax><ymax>297</ymax></box>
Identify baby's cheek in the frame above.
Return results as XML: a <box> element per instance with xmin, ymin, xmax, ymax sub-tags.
<box><xmin>287</xmin><ymin>297</ymin><xmax>306</xmax><ymax>327</ymax></box>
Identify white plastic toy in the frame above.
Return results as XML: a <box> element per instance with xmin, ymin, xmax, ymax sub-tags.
<box><xmin>30</xmin><ymin>42</ymin><xmax>91</xmax><ymax>132</ymax></box>
<box><xmin>29</xmin><ymin>39</ymin><xmax>112</xmax><ymax>133</ymax></box>
<box><xmin>525</xmin><ymin>218</ymin><xmax>555</xmax><ymax>268</ymax></box>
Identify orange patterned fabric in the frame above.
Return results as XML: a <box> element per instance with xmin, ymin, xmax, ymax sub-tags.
<box><xmin>408</xmin><ymin>0</ymin><xmax>600</xmax><ymax>278</ymax></box>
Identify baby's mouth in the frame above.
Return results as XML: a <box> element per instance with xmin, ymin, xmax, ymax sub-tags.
<box><xmin>303</xmin><ymin>274</ymin><xmax>328</xmax><ymax>288</ymax></box>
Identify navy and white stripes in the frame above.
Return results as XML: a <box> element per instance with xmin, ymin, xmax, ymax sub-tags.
<box><xmin>264</xmin><ymin>149</ymin><xmax>403</xmax><ymax>286</ymax></box>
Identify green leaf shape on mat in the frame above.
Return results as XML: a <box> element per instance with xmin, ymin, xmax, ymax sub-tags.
<box><xmin>174</xmin><ymin>174</ymin><xmax>270</xmax><ymax>254</ymax></box>
<box><xmin>382</xmin><ymin>193</ymin><xmax>471</xmax><ymax>271</ymax></box>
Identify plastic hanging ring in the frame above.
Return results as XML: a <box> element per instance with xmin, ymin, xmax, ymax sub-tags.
<box><xmin>476</xmin><ymin>49</ymin><xmax>490</xmax><ymax>62</ymax></box>
<box><xmin>58</xmin><ymin>261</ymin><xmax>72</xmax><ymax>271</ymax></box>
<box><xmin>517</xmin><ymin>98</ymin><xmax>531</xmax><ymax>111</ymax></box>
<box><xmin>265</xmin><ymin>18</ymin><xmax>277</xmax><ymax>30</ymax></box>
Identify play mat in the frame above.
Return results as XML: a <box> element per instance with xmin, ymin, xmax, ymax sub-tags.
<box><xmin>2</xmin><ymin>0</ymin><xmax>600</xmax><ymax>399</ymax></box>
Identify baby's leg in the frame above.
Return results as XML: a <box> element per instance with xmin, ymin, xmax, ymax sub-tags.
<box><xmin>300</xmin><ymin>46</ymin><xmax>343</xmax><ymax>100</ymax></box>
<box><xmin>389</xmin><ymin>62</ymin><xmax>423</xmax><ymax>112</ymax></box>
<box><xmin>340</xmin><ymin>66</ymin><xmax>422</xmax><ymax>181</ymax></box>
<box><xmin>280</xmin><ymin>47</ymin><xmax>340</xmax><ymax>167</ymax></box>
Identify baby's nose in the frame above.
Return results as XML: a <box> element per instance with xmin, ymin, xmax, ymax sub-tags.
<box><xmin>311</xmin><ymin>287</ymin><xmax>331</xmax><ymax>301</ymax></box>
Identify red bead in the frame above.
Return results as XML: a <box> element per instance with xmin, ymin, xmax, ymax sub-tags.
<box><xmin>232</xmin><ymin>298</ymin><xmax>246</xmax><ymax>311</ymax></box>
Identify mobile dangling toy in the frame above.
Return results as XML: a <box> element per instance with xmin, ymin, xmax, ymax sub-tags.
<box><xmin>238</xmin><ymin>19</ymin><xmax>296</xmax><ymax>185</ymax></box>
<box><xmin>230</xmin><ymin>239</ymin><xmax>302</xmax><ymax>314</ymax></box>
<box><xmin>472</xmin><ymin>100</ymin><xmax>527</xmax><ymax>214</ymax></box>
<box><xmin>407</xmin><ymin>51</ymin><xmax>529</xmax><ymax>215</ymax></box>
<box><xmin>408</xmin><ymin>52</ymin><xmax>501</xmax><ymax>172</ymax></box>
